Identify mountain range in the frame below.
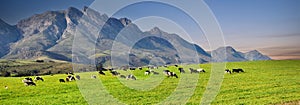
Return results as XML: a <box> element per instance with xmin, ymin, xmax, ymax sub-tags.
<box><xmin>0</xmin><ymin>7</ymin><xmax>271</xmax><ymax>66</ymax></box>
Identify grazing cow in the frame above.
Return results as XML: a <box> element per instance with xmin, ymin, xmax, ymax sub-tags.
<box><xmin>22</xmin><ymin>78</ymin><xmax>36</xmax><ymax>86</ymax></box>
<box><xmin>5</xmin><ymin>86</ymin><xmax>8</xmax><ymax>89</ymax></box>
<box><xmin>35</xmin><ymin>76</ymin><xmax>44</xmax><ymax>81</ymax></box>
<box><xmin>178</xmin><ymin>68</ymin><xmax>185</xmax><ymax>73</ymax></box>
<box><xmin>59</xmin><ymin>79</ymin><xmax>65</xmax><ymax>82</ymax></box>
<box><xmin>126</xmin><ymin>74</ymin><xmax>136</xmax><ymax>80</ymax></box>
<box><xmin>145</xmin><ymin>70</ymin><xmax>150</xmax><ymax>75</ymax></box>
<box><xmin>110</xmin><ymin>70</ymin><xmax>119</xmax><ymax>76</ymax></box>
<box><xmin>119</xmin><ymin>75</ymin><xmax>126</xmax><ymax>79</ymax></box>
<box><xmin>138</xmin><ymin>67</ymin><xmax>143</xmax><ymax>70</ymax></box>
<box><xmin>197</xmin><ymin>68</ymin><xmax>206</xmax><ymax>73</ymax></box>
<box><xmin>163</xmin><ymin>70</ymin><xmax>178</xmax><ymax>78</ymax></box>
<box><xmin>129</xmin><ymin>67</ymin><xmax>136</xmax><ymax>70</ymax></box>
<box><xmin>232</xmin><ymin>68</ymin><xmax>244</xmax><ymax>73</ymax></box>
<box><xmin>75</xmin><ymin>75</ymin><xmax>81</xmax><ymax>80</ymax></box>
<box><xmin>36</xmin><ymin>60</ymin><xmax>44</xmax><ymax>63</ymax></box>
<box><xmin>91</xmin><ymin>75</ymin><xmax>97</xmax><ymax>79</ymax></box>
<box><xmin>189</xmin><ymin>68</ymin><xmax>199</xmax><ymax>74</ymax></box>
<box><xmin>99</xmin><ymin>71</ymin><xmax>105</xmax><ymax>75</ymax></box>
<box><xmin>174</xmin><ymin>65</ymin><xmax>178</xmax><ymax>67</ymax></box>
<box><xmin>225</xmin><ymin>69</ymin><xmax>231</xmax><ymax>74</ymax></box>
<box><xmin>164</xmin><ymin>65</ymin><xmax>168</xmax><ymax>68</ymax></box>
<box><xmin>151</xmin><ymin>71</ymin><xmax>159</xmax><ymax>75</ymax></box>
<box><xmin>66</xmin><ymin>75</ymin><xmax>76</xmax><ymax>81</ymax></box>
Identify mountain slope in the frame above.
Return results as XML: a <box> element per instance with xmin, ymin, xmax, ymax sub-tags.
<box><xmin>0</xmin><ymin>19</ymin><xmax>21</xmax><ymax>57</ymax></box>
<box><xmin>0</xmin><ymin>7</ymin><xmax>271</xmax><ymax>66</ymax></box>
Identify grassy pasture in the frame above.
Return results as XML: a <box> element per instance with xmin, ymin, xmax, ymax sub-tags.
<box><xmin>0</xmin><ymin>60</ymin><xmax>299</xmax><ymax>105</ymax></box>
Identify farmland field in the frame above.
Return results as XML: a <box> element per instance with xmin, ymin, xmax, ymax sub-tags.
<box><xmin>0</xmin><ymin>60</ymin><xmax>299</xmax><ymax>105</ymax></box>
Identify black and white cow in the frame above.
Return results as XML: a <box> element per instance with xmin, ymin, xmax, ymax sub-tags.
<box><xmin>189</xmin><ymin>68</ymin><xmax>199</xmax><ymax>74</ymax></box>
<box><xmin>126</xmin><ymin>74</ymin><xmax>136</xmax><ymax>80</ymax></box>
<box><xmin>197</xmin><ymin>68</ymin><xmax>206</xmax><ymax>73</ymax></box>
<box><xmin>66</xmin><ymin>75</ymin><xmax>76</xmax><ymax>81</ymax></box>
<box><xmin>91</xmin><ymin>75</ymin><xmax>97</xmax><ymax>79</ymax></box>
<box><xmin>225</xmin><ymin>69</ymin><xmax>231</xmax><ymax>74</ymax></box>
<box><xmin>23</xmin><ymin>77</ymin><xmax>36</xmax><ymax>86</ymax></box>
<box><xmin>163</xmin><ymin>70</ymin><xmax>178</xmax><ymax>78</ymax></box>
<box><xmin>145</xmin><ymin>70</ymin><xmax>151</xmax><ymax>75</ymax></box>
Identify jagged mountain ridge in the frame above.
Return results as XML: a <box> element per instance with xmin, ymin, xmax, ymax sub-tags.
<box><xmin>0</xmin><ymin>7</ymin><xmax>271</xmax><ymax>66</ymax></box>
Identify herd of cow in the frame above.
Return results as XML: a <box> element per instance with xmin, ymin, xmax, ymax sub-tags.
<box><xmin>21</xmin><ymin>65</ymin><xmax>244</xmax><ymax>86</ymax></box>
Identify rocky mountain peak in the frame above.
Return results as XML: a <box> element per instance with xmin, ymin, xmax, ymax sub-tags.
<box><xmin>119</xmin><ymin>18</ymin><xmax>132</xmax><ymax>26</ymax></box>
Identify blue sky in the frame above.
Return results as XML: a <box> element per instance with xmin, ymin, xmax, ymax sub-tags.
<box><xmin>0</xmin><ymin>0</ymin><xmax>299</xmax><ymax>59</ymax></box>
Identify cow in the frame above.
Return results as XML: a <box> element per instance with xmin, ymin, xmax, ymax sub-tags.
<box><xmin>91</xmin><ymin>75</ymin><xmax>97</xmax><ymax>79</ymax></box>
<box><xmin>189</xmin><ymin>68</ymin><xmax>199</xmax><ymax>74</ymax></box>
<box><xmin>75</xmin><ymin>75</ymin><xmax>81</xmax><ymax>80</ymax></box>
<box><xmin>138</xmin><ymin>67</ymin><xmax>143</xmax><ymax>70</ymax></box>
<box><xmin>126</xmin><ymin>74</ymin><xmax>136</xmax><ymax>80</ymax></box>
<box><xmin>151</xmin><ymin>71</ymin><xmax>159</xmax><ymax>75</ymax></box>
<box><xmin>197</xmin><ymin>68</ymin><xmax>206</xmax><ymax>73</ymax></box>
<box><xmin>99</xmin><ymin>71</ymin><xmax>105</xmax><ymax>75</ymax></box>
<box><xmin>163</xmin><ymin>70</ymin><xmax>178</xmax><ymax>78</ymax></box>
<box><xmin>232</xmin><ymin>68</ymin><xmax>244</xmax><ymax>73</ymax></box>
<box><xmin>35</xmin><ymin>76</ymin><xmax>44</xmax><ymax>81</ymax></box>
<box><xmin>110</xmin><ymin>70</ymin><xmax>119</xmax><ymax>76</ymax></box>
<box><xmin>178</xmin><ymin>68</ymin><xmax>185</xmax><ymax>73</ymax></box>
<box><xmin>119</xmin><ymin>75</ymin><xmax>126</xmax><ymax>79</ymax></box>
<box><xmin>5</xmin><ymin>86</ymin><xmax>8</xmax><ymax>89</ymax></box>
<box><xmin>129</xmin><ymin>67</ymin><xmax>136</xmax><ymax>70</ymax></box>
<box><xmin>174</xmin><ymin>65</ymin><xmax>178</xmax><ymax>67</ymax></box>
<box><xmin>22</xmin><ymin>78</ymin><xmax>36</xmax><ymax>86</ymax></box>
<box><xmin>145</xmin><ymin>70</ymin><xmax>151</xmax><ymax>75</ymax></box>
<box><xmin>59</xmin><ymin>79</ymin><xmax>65</xmax><ymax>82</ymax></box>
<box><xmin>66</xmin><ymin>75</ymin><xmax>76</xmax><ymax>81</ymax></box>
<box><xmin>225</xmin><ymin>69</ymin><xmax>231</xmax><ymax>74</ymax></box>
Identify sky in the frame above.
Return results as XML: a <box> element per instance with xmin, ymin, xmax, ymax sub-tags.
<box><xmin>0</xmin><ymin>0</ymin><xmax>299</xmax><ymax>60</ymax></box>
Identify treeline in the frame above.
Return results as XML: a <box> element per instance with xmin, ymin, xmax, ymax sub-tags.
<box><xmin>0</xmin><ymin>60</ymin><xmax>94</xmax><ymax>77</ymax></box>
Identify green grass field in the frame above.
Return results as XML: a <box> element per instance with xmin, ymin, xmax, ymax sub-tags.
<box><xmin>0</xmin><ymin>60</ymin><xmax>299</xmax><ymax>105</ymax></box>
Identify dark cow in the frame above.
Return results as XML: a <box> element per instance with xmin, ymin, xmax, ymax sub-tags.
<box><xmin>75</xmin><ymin>75</ymin><xmax>81</xmax><ymax>80</ymax></box>
<box><xmin>126</xmin><ymin>74</ymin><xmax>136</xmax><ymax>80</ymax></box>
<box><xmin>129</xmin><ymin>67</ymin><xmax>136</xmax><ymax>70</ymax></box>
<box><xmin>232</xmin><ymin>68</ymin><xmax>244</xmax><ymax>73</ymax></box>
<box><xmin>145</xmin><ymin>70</ymin><xmax>151</xmax><ymax>75</ymax></box>
<box><xmin>99</xmin><ymin>71</ymin><xmax>105</xmax><ymax>75</ymax></box>
<box><xmin>59</xmin><ymin>79</ymin><xmax>65</xmax><ymax>82</ymax></box>
<box><xmin>110</xmin><ymin>70</ymin><xmax>119</xmax><ymax>76</ymax></box>
<box><xmin>151</xmin><ymin>71</ymin><xmax>159</xmax><ymax>75</ymax></box>
<box><xmin>119</xmin><ymin>75</ymin><xmax>126</xmax><ymax>79</ymax></box>
<box><xmin>225</xmin><ymin>69</ymin><xmax>231</xmax><ymax>74</ymax></box>
<box><xmin>36</xmin><ymin>60</ymin><xmax>44</xmax><ymax>63</ymax></box>
<box><xmin>178</xmin><ymin>68</ymin><xmax>185</xmax><ymax>73</ymax></box>
<box><xmin>138</xmin><ymin>67</ymin><xmax>143</xmax><ymax>70</ymax></box>
<box><xmin>174</xmin><ymin>65</ymin><xmax>178</xmax><ymax>67</ymax></box>
<box><xmin>35</xmin><ymin>76</ymin><xmax>44</xmax><ymax>81</ymax></box>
